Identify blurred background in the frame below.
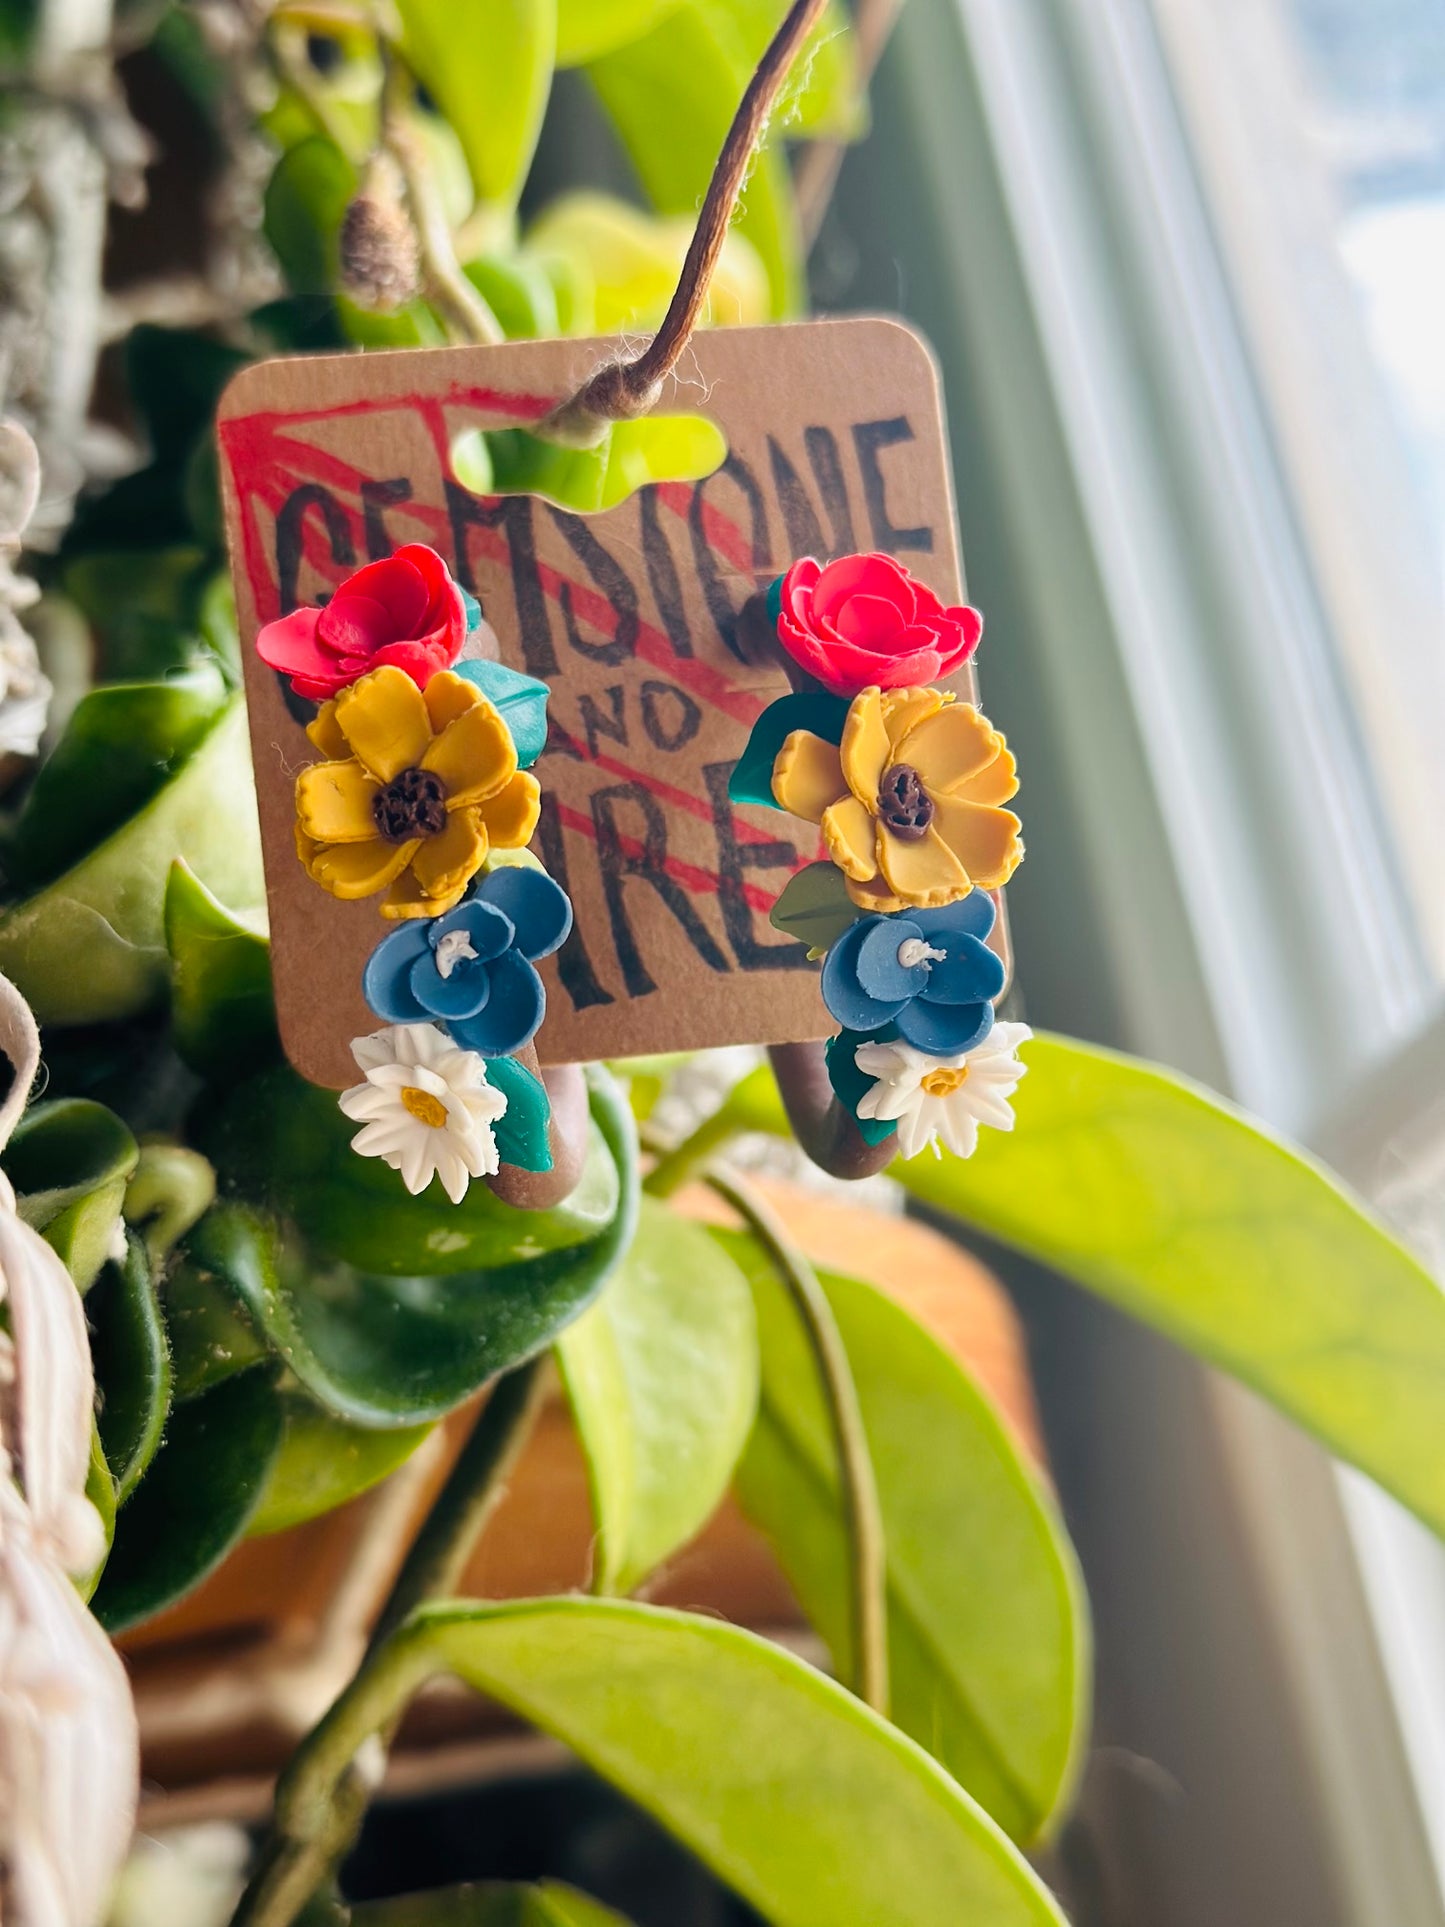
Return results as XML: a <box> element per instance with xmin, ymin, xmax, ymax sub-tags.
<box><xmin>6</xmin><ymin>0</ymin><xmax>1445</xmax><ymax>1921</ymax></box>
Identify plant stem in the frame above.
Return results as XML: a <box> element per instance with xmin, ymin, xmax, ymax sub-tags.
<box><xmin>366</xmin><ymin>1355</ymin><xmax>548</xmax><ymax>1655</ymax></box>
<box><xmin>705</xmin><ymin>1167</ymin><xmax>890</xmax><ymax>1717</ymax></box>
<box><xmin>377</xmin><ymin>38</ymin><xmax>504</xmax><ymax>346</ymax></box>
<box><xmin>228</xmin><ymin>1359</ymin><xmax>548</xmax><ymax>1927</ymax></box>
<box><xmin>641</xmin><ymin>1107</ymin><xmax>744</xmax><ymax>1198</ymax></box>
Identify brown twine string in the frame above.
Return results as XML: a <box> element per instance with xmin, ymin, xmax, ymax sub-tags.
<box><xmin>540</xmin><ymin>0</ymin><xmax>831</xmax><ymax>448</ymax></box>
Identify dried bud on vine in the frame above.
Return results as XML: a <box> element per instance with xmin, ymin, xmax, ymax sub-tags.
<box><xmin>339</xmin><ymin>162</ymin><xmax>420</xmax><ymax>314</ymax></box>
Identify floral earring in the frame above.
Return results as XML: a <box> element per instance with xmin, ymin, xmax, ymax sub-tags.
<box><xmin>260</xmin><ymin>545</ymin><xmax>570</xmax><ymax>1201</ymax></box>
<box><xmin>730</xmin><ymin>551</ymin><xmax>1032</xmax><ymax>1162</ymax></box>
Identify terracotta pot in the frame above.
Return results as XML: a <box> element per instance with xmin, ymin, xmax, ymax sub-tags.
<box><xmin>124</xmin><ymin>1178</ymin><xmax>1040</xmax><ymax>1822</ymax></box>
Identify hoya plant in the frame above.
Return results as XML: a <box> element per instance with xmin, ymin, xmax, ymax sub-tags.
<box><xmin>1</xmin><ymin>3</ymin><xmax>1443</xmax><ymax>1924</ymax></box>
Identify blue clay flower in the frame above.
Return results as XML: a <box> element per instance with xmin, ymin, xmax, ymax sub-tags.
<box><xmin>820</xmin><ymin>890</ymin><xmax>1005</xmax><ymax>1055</ymax></box>
<box><xmin>363</xmin><ymin>865</ymin><xmax>573</xmax><ymax>1058</ymax></box>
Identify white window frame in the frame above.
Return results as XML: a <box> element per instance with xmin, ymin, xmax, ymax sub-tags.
<box><xmin>858</xmin><ymin>0</ymin><xmax>1445</xmax><ymax>1916</ymax></box>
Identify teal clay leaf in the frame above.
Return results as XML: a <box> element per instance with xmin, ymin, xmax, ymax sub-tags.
<box><xmin>825</xmin><ymin>1030</ymin><xmax>896</xmax><ymax>1145</ymax></box>
<box><xmin>768</xmin><ymin>861</ymin><xmax>860</xmax><ymax>955</ymax></box>
<box><xmin>454</xmin><ymin>659</ymin><xmax>552</xmax><ymax>770</ymax></box>
<box><xmin>487</xmin><ymin>1056</ymin><xmax>554</xmax><ymax>1173</ymax></box>
<box><xmin>728</xmin><ymin>692</ymin><xmax>850</xmax><ymax>808</ymax></box>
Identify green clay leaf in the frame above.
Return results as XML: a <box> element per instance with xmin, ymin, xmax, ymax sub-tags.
<box><xmin>374</xmin><ymin>1601</ymin><xmax>1068</xmax><ymax>1927</ymax></box>
<box><xmin>728</xmin><ymin>692</ymin><xmax>850</xmax><ymax>808</ymax></box>
<box><xmin>487</xmin><ymin>1057</ymin><xmax>554</xmax><ymax>1174</ymax></box>
<box><xmin>768</xmin><ymin>861</ymin><xmax>860</xmax><ymax>954</ymax></box>
<box><xmin>556</xmin><ymin>1197</ymin><xmax>758</xmax><ymax>1595</ymax></box>
<box><xmin>395</xmin><ymin>0</ymin><xmax>555</xmax><ymax>207</ymax></box>
<box><xmin>556</xmin><ymin>0</ymin><xmax>682</xmax><ymax>64</ymax></box>
<box><xmin>247</xmin><ymin>1393</ymin><xmax>432</xmax><ymax>1537</ymax></box>
<box><xmin>826</xmin><ymin>1029</ymin><xmax>896</xmax><ymax>1145</ymax></box>
<box><xmin>0</xmin><ymin>701</ymin><xmax>264</xmax><ymax>1026</ymax></box>
<box><xmin>92</xmin><ymin>1366</ymin><xmax>284</xmax><ymax>1633</ymax></box>
<box><xmin>587</xmin><ymin>2</ymin><xmax>804</xmax><ymax>315</ymax></box>
<box><xmin>352</xmin><ymin>1881</ymin><xmax>634</xmax><ymax>1926</ymax></box>
<box><xmin>718</xmin><ymin>1035</ymin><xmax>1445</xmax><ymax>1544</ymax></box>
<box><xmin>4</xmin><ymin>1098</ymin><xmax>139</xmax><ymax>1291</ymax></box>
<box><xmin>90</xmin><ymin>1232</ymin><xmax>173</xmax><ymax>1503</ymax></box>
<box><xmin>186</xmin><ymin>1073</ymin><xmax>640</xmax><ymax>1426</ymax></box>
<box><xmin>720</xmin><ymin>1232</ymin><xmax>1089</xmax><ymax>1845</ymax></box>
<box><xmin>164</xmin><ymin>858</ymin><xmax>276</xmax><ymax>1080</ymax></box>
<box><xmin>453</xmin><ymin>660</ymin><xmax>551</xmax><ymax>770</ymax></box>
<box><xmin>4</xmin><ymin>665</ymin><xmax>228</xmax><ymax>892</ymax></box>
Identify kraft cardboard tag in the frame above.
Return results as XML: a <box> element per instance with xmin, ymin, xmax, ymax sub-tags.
<box><xmin>217</xmin><ymin>315</ymin><xmax>977</xmax><ymax>1086</ymax></box>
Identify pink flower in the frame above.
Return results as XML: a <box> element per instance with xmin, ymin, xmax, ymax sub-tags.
<box><xmin>257</xmin><ymin>544</ymin><xmax>467</xmax><ymax>701</ymax></box>
<box><xmin>775</xmin><ymin>553</ymin><xmax>982</xmax><ymax>698</ymax></box>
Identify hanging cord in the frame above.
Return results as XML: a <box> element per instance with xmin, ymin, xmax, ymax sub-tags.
<box><xmin>540</xmin><ymin>0</ymin><xmax>830</xmax><ymax>448</ymax></box>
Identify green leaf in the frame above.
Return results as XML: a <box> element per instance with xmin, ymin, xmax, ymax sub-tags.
<box><xmin>164</xmin><ymin>859</ymin><xmax>277</xmax><ymax>1080</ymax></box>
<box><xmin>556</xmin><ymin>0</ymin><xmax>682</xmax><ymax>64</ymax></box>
<box><xmin>395</xmin><ymin>0</ymin><xmax>556</xmax><ymax>208</ymax></box>
<box><xmin>727</xmin><ymin>692</ymin><xmax>849</xmax><ymax>808</ymax></box>
<box><xmin>185</xmin><ymin>1073</ymin><xmax>640</xmax><ymax>1426</ymax></box>
<box><xmin>458</xmin><ymin>415</ymin><xmax>726</xmax><ymax>516</ymax></box>
<box><xmin>4</xmin><ymin>1098</ymin><xmax>139</xmax><ymax>1291</ymax></box>
<box><xmin>353</xmin><ymin>1882</ymin><xmax>633</xmax><ymax>1926</ymax></box>
<box><xmin>92</xmin><ymin>1366</ymin><xmax>284</xmax><ymax>1632</ymax></box>
<box><xmin>264</xmin><ymin>136</ymin><xmax>357</xmax><ymax>294</ymax></box>
<box><xmin>463</xmin><ymin>254</ymin><xmax>561</xmax><ymax>340</ymax></box>
<box><xmin>81</xmin><ymin>1426</ymin><xmax>117</xmax><ymax>1602</ymax></box>
<box><xmin>164</xmin><ymin>1242</ymin><xmax>268</xmax><ymax>1400</ymax></box>
<box><xmin>768</xmin><ymin>861</ymin><xmax>860</xmax><ymax>954</ymax></box>
<box><xmin>196</xmin><ymin>1063</ymin><xmax>619</xmax><ymax>1276</ymax></box>
<box><xmin>368</xmin><ymin>1601</ymin><xmax>1067</xmax><ymax>1927</ymax></box>
<box><xmin>0</xmin><ymin>701</ymin><xmax>266</xmax><ymax>1025</ymax></box>
<box><xmin>4</xmin><ymin>666</ymin><xmax>229</xmax><ymax>892</ymax></box>
<box><xmin>525</xmin><ymin>191</ymin><xmax>768</xmax><ymax>332</ymax></box>
<box><xmin>721</xmin><ymin>1036</ymin><xmax>1445</xmax><ymax>1544</ymax></box>
<box><xmin>720</xmin><ymin>1232</ymin><xmax>1088</xmax><ymax>1845</ymax></box>
<box><xmin>247</xmin><ymin>1393</ymin><xmax>432</xmax><ymax>1537</ymax></box>
<box><xmin>452</xmin><ymin>660</ymin><xmax>551</xmax><ymax>769</ymax></box>
<box><xmin>90</xmin><ymin>1233</ymin><xmax>173</xmax><ymax>1503</ymax></box>
<box><xmin>557</xmin><ymin>1197</ymin><xmax>758</xmax><ymax>1594</ymax></box>
<box><xmin>587</xmin><ymin>3</ymin><xmax>804</xmax><ymax>315</ymax></box>
<box><xmin>724</xmin><ymin>0</ymin><xmax>863</xmax><ymax>139</ymax></box>
<box><xmin>126</xmin><ymin>326</ymin><xmax>251</xmax><ymax>465</ymax></box>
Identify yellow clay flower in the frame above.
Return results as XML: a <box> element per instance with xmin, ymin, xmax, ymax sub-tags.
<box><xmin>772</xmin><ymin>685</ymin><xmax>1022</xmax><ymax>911</ymax></box>
<box><xmin>295</xmin><ymin>664</ymin><xmax>540</xmax><ymax>920</ymax></box>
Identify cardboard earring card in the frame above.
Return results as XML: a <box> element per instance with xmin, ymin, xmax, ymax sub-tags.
<box><xmin>217</xmin><ymin>315</ymin><xmax>987</xmax><ymax>1086</ymax></box>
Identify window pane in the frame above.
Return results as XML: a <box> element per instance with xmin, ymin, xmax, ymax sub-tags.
<box><xmin>1153</xmin><ymin>0</ymin><xmax>1445</xmax><ymax>970</ymax></box>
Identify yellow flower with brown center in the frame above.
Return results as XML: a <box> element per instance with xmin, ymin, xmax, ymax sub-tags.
<box><xmin>772</xmin><ymin>685</ymin><xmax>1022</xmax><ymax>911</ymax></box>
<box><xmin>294</xmin><ymin>664</ymin><xmax>540</xmax><ymax>920</ymax></box>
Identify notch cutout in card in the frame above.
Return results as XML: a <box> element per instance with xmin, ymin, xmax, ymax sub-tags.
<box><xmin>217</xmin><ymin>315</ymin><xmax>974</xmax><ymax>1085</ymax></box>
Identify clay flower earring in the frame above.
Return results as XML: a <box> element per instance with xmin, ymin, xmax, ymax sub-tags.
<box><xmin>728</xmin><ymin>550</ymin><xmax>1028</xmax><ymax>1164</ymax></box>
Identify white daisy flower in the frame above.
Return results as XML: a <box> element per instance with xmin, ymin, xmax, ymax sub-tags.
<box><xmin>854</xmin><ymin>1021</ymin><xmax>1032</xmax><ymax>1161</ymax></box>
<box><xmin>339</xmin><ymin>1024</ymin><xmax>508</xmax><ymax>1203</ymax></box>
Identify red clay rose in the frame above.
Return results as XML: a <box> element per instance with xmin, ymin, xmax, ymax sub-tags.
<box><xmin>256</xmin><ymin>544</ymin><xmax>467</xmax><ymax>701</ymax></box>
<box><xmin>775</xmin><ymin>553</ymin><xmax>982</xmax><ymax>697</ymax></box>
